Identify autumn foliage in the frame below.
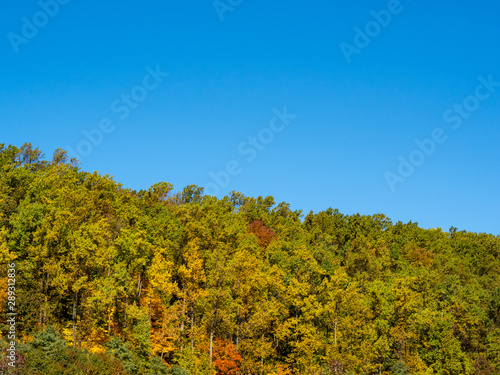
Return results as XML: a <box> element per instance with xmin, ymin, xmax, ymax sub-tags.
<box><xmin>1</xmin><ymin>144</ymin><xmax>500</xmax><ymax>374</ymax></box>
<box><xmin>249</xmin><ymin>220</ymin><xmax>275</xmax><ymax>248</ymax></box>
<box><xmin>213</xmin><ymin>339</ymin><xmax>242</xmax><ymax>375</ymax></box>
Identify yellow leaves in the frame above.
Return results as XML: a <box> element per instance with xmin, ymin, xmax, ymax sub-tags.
<box><xmin>0</xmin><ymin>228</ymin><xmax>16</xmax><ymax>264</ymax></box>
<box><xmin>268</xmin><ymin>364</ymin><xmax>292</xmax><ymax>375</ymax></box>
<box><xmin>177</xmin><ymin>242</ymin><xmax>206</xmax><ymax>287</ymax></box>
<box><xmin>81</xmin><ymin>327</ymin><xmax>108</xmax><ymax>354</ymax></box>
<box><xmin>177</xmin><ymin>239</ymin><xmax>208</xmax><ymax>308</ymax></box>
<box><xmin>62</xmin><ymin>325</ymin><xmax>74</xmax><ymax>343</ymax></box>
<box><xmin>125</xmin><ymin>302</ymin><xmax>144</xmax><ymax>321</ymax></box>
<box><xmin>115</xmin><ymin>228</ymin><xmax>154</xmax><ymax>270</ymax></box>
<box><xmin>73</xmin><ymin>275</ymin><xmax>89</xmax><ymax>293</ymax></box>
<box><xmin>392</xmin><ymin>277</ymin><xmax>421</xmax><ymax>315</ymax></box>
<box><xmin>148</xmin><ymin>251</ymin><xmax>176</xmax><ymax>298</ymax></box>
<box><xmin>177</xmin><ymin>264</ymin><xmax>190</xmax><ymax>281</ymax></box>
<box><xmin>403</xmin><ymin>353</ymin><xmax>432</xmax><ymax>375</ymax></box>
<box><xmin>149</xmin><ymin>304</ymin><xmax>181</xmax><ymax>357</ymax></box>
<box><xmin>275</xmin><ymin>317</ymin><xmax>299</xmax><ymax>342</ymax></box>
<box><xmin>41</xmin><ymin>195</ymin><xmax>54</xmax><ymax>205</ymax></box>
<box><xmin>151</xmin><ymin>336</ymin><xmax>176</xmax><ymax>356</ymax></box>
<box><xmin>301</xmin><ymin>294</ymin><xmax>322</xmax><ymax>321</ymax></box>
<box><xmin>61</xmin><ymin>323</ymin><xmax>108</xmax><ymax>354</ymax></box>
<box><xmin>44</xmin><ymin>227</ymin><xmax>60</xmax><ymax>243</ymax></box>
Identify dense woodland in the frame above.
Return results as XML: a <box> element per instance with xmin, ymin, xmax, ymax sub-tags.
<box><xmin>0</xmin><ymin>143</ymin><xmax>499</xmax><ymax>375</ymax></box>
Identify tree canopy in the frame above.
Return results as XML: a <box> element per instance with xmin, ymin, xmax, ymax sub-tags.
<box><xmin>0</xmin><ymin>143</ymin><xmax>499</xmax><ymax>374</ymax></box>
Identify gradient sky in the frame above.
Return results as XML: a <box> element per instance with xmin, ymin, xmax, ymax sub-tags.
<box><xmin>1</xmin><ymin>0</ymin><xmax>499</xmax><ymax>235</ymax></box>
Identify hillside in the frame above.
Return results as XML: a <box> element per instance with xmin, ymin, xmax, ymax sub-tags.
<box><xmin>0</xmin><ymin>143</ymin><xmax>499</xmax><ymax>375</ymax></box>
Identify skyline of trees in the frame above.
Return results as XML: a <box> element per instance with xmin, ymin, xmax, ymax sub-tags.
<box><xmin>0</xmin><ymin>143</ymin><xmax>499</xmax><ymax>374</ymax></box>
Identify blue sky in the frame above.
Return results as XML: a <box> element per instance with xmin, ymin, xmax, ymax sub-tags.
<box><xmin>1</xmin><ymin>0</ymin><xmax>499</xmax><ymax>235</ymax></box>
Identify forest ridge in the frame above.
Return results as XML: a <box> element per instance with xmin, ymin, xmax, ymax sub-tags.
<box><xmin>0</xmin><ymin>143</ymin><xmax>499</xmax><ymax>375</ymax></box>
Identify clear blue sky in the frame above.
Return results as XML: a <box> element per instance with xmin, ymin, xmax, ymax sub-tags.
<box><xmin>1</xmin><ymin>0</ymin><xmax>499</xmax><ymax>235</ymax></box>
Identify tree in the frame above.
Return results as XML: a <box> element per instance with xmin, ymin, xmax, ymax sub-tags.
<box><xmin>213</xmin><ymin>339</ymin><xmax>241</xmax><ymax>375</ymax></box>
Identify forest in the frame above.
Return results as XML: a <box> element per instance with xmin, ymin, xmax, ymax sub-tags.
<box><xmin>0</xmin><ymin>143</ymin><xmax>499</xmax><ymax>375</ymax></box>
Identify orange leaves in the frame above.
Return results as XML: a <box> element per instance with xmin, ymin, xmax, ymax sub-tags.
<box><xmin>407</xmin><ymin>246</ymin><xmax>435</xmax><ymax>268</ymax></box>
<box><xmin>269</xmin><ymin>364</ymin><xmax>292</xmax><ymax>375</ymax></box>
<box><xmin>249</xmin><ymin>220</ymin><xmax>275</xmax><ymax>248</ymax></box>
<box><xmin>213</xmin><ymin>339</ymin><xmax>241</xmax><ymax>375</ymax></box>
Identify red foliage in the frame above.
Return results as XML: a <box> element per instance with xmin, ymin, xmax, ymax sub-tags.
<box><xmin>249</xmin><ymin>220</ymin><xmax>275</xmax><ymax>248</ymax></box>
<box><xmin>213</xmin><ymin>339</ymin><xmax>242</xmax><ymax>375</ymax></box>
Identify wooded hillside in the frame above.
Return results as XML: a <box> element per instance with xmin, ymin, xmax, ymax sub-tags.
<box><xmin>0</xmin><ymin>143</ymin><xmax>499</xmax><ymax>374</ymax></box>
